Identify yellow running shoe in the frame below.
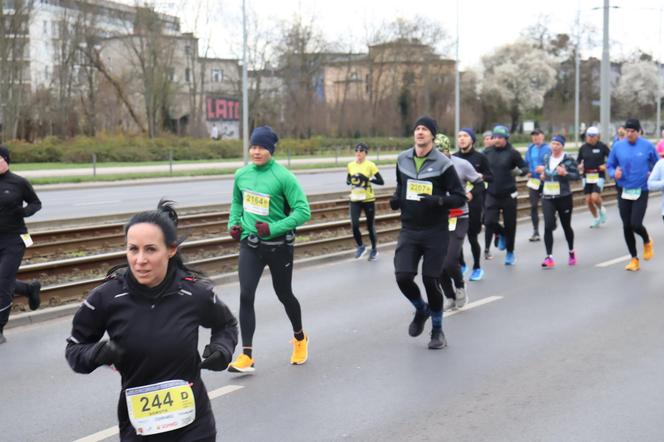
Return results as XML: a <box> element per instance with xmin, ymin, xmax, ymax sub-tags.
<box><xmin>290</xmin><ymin>335</ymin><xmax>309</xmax><ymax>365</ymax></box>
<box><xmin>228</xmin><ymin>353</ymin><xmax>255</xmax><ymax>373</ymax></box>
<box><xmin>644</xmin><ymin>240</ymin><xmax>654</xmax><ymax>261</ymax></box>
<box><xmin>625</xmin><ymin>257</ymin><xmax>640</xmax><ymax>272</ymax></box>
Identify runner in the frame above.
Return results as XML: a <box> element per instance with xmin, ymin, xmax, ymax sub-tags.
<box><xmin>454</xmin><ymin>128</ymin><xmax>493</xmax><ymax>281</ymax></box>
<box><xmin>390</xmin><ymin>116</ymin><xmax>465</xmax><ymax>349</ymax></box>
<box><xmin>346</xmin><ymin>142</ymin><xmax>384</xmax><ymax>260</ymax></box>
<box><xmin>483</xmin><ymin>125</ymin><xmax>528</xmax><ymax>265</ymax></box>
<box><xmin>66</xmin><ymin>200</ymin><xmax>238</xmax><ymax>441</ymax></box>
<box><xmin>577</xmin><ymin>126</ymin><xmax>611</xmax><ymax>228</ymax></box>
<box><xmin>525</xmin><ymin>129</ymin><xmax>551</xmax><ymax>242</ymax></box>
<box><xmin>607</xmin><ymin>119</ymin><xmax>658</xmax><ymax>271</ymax></box>
<box><xmin>0</xmin><ymin>145</ymin><xmax>42</xmax><ymax>344</ymax></box>
<box><xmin>227</xmin><ymin>126</ymin><xmax>312</xmax><ymax>371</ymax></box>
<box><xmin>647</xmin><ymin>142</ymin><xmax>664</xmax><ymax>224</ymax></box>
<box><xmin>436</xmin><ymin>133</ymin><xmax>483</xmax><ymax>310</ymax></box>
<box><xmin>535</xmin><ymin>135</ymin><xmax>581</xmax><ymax>268</ymax></box>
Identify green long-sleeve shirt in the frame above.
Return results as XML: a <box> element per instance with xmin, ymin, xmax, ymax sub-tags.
<box><xmin>228</xmin><ymin>159</ymin><xmax>311</xmax><ymax>240</ymax></box>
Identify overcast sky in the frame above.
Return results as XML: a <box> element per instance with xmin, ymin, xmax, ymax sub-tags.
<box><xmin>138</xmin><ymin>0</ymin><xmax>664</xmax><ymax>69</ymax></box>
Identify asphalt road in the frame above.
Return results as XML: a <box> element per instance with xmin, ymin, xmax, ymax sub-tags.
<box><xmin>28</xmin><ymin>167</ymin><xmax>397</xmax><ymax>222</ymax></box>
<box><xmin>2</xmin><ymin>199</ymin><xmax>664</xmax><ymax>441</ymax></box>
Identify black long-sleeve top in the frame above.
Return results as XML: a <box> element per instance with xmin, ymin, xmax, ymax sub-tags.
<box><xmin>0</xmin><ymin>170</ymin><xmax>41</xmax><ymax>235</ymax></box>
<box><xmin>483</xmin><ymin>143</ymin><xmax>528</xmax><ymax>197</ymax></box>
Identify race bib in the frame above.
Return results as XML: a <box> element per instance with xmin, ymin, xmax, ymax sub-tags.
<box><xmin>585</xmin><ymin>173</ymin><xmax>599</xmax><ymax>184</ymax></box>
<box><xmin>527</xmin><ymin>178</ymin><xmax>541</xmax><ymax>190</ymax></box>
<box><xmin>125</xmin><ymin>380</ymin><xmax>195</xmax><ymax>436</ymax></box>
<box><xmin>543</xmin><ymin>181</ymin><xmax>561</xmax><ymax>196</ymax></box>
<box><xmin>20</xmin><ymin>233</ymin><xmax>33</xmax><ymax>248</ymax></box>
<box><xmin>406</xmin><ymin>179</ymin><xmax>432</xmax><ymax>201</ymax></box>
<box><xmin>349</xmin><ymin>187</ymin><xmax>367</xmax><ymax>202</ymax></box>
<box><xmin>243</xmin><ymin>190</ymin><xmax>270</xmax><ymax>216</ymax></box>
<box><xmin>448</xmin><ymin>217</ymin><xmax>458</xmax><ymax>232</ymax></box>
<box><xmin>465</xmin><ymin>182</ymin><xmax>474</xmax><ymax>192</ymax></box>
<box><xmin>621</xmin><ymin>188</ymin><xmax>642</xmax><ymax>201</ymax></box>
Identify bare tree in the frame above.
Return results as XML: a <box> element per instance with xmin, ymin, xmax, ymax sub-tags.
<box><xmin>614</xmin><ymin>60</ymin><xmax>661</xmax><ymax>119</ymax></box>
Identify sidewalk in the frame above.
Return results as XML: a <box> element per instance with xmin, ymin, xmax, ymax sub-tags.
<box><xmin>19</xmin><ymin>153</ymin><xmax>400</xmax><ymax>179</ymax></box>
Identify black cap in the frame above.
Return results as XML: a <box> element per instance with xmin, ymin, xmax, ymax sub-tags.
<box><xmin>355</xmin><ymin>143</ymin><xmax>368</xmax><ymax>152</ymax></box>
<box><xmin>414</xmin><ymin>116</ymin><xmax>438</xmax><ymax>137</ymax></box>
<box><xmin>624</xmin><ymin>118</ymin><xmax>641</xmax><ymax>131</ymax></box>
<box><xmin>530</xmin><ymin>128</ymin><xmax>544</xmax><ymax>135</ymax></box>
<box><xmin>0</xmin><ymin>145</ymin><xmax>10</xmax><ymax>165</ymax></box>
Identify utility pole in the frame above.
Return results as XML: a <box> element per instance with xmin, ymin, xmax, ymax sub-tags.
<box><xmin>657</xmin><ymin>7</ymin><xmax>662</xmax><ymax>136</ymax></box>
<box><xmin>454</xmin><ymin>0</ymin><xmax>460</xmax><ymax>144</ymax></box>
<box><xmin>600</xmin><ymin>0</ymin><xmax>611</xmax><ymax>142</ymax></box>
<box><xmin>574</xmin><ymin>5</ymin><xmax>581</xmax><ymax>148</ymax></box>
<box><xmin>242</xmin><ymin>0</ymin><xmax>249</xmax><ymax>165</ymax></box>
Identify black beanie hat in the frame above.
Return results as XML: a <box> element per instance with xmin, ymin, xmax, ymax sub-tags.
<box><xmin>414</xmin><ymin>116</ymin><xmax>438</xmax><ymax>137</ymax></box>
<box><xmin>355</xmin><ymin>143</ymin><xmax>369</xmax><ymax>152</ymax></box>
<box><xmin>250</xmin><ymin>126</ymin><xmax>279</xmax><ymax>154</ymax></box>
<box><xmin>624</xmin><ymin>118</ymin><xmax>641</xmax><ymax>131</ymax></box>
<box><xmin>0</xmin><ymin>145</ymin><xmax>10</xmax><ymax>164</ymax></box>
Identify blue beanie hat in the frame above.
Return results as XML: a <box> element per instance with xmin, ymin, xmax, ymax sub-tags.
<box><xmin>551</xmin><ymin>135</ymin><xmax>566</xmax><ymax>146</ymax></box>
<box><xmin>250</xmin><ymin>126</ymin><xmax>279</xmax><ymax>154</ymax></box>
<box><xmin>460</xmin><ymin>127</ymin><xmax>476</xmax><ymax>144</ymax></box>
<box><xmin>492</xmin><ymin>125</ymin><xmax>510</xmax><ymax>139</ymax></box>
<box><xmin>414</xmin><ymin>116</ymin><xmax>438</xmax><ymax>137</ymax></box>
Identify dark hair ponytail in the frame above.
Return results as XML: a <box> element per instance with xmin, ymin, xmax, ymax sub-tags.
<box><xmin>107</xmin><ymin>199</ymin><xmax>203</xmax><ymax>278</ymax></box>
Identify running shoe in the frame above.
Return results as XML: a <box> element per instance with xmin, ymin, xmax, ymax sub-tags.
<box><xmin>443</xmin><ymin>296</ymin><xmax>455</xmax><ymax>312</ymax></box>
<box><xmin>27</xmin><ymin>280</ymin><xmax>41</xmax><ymax>311</ymax></box>
<box><xmin>408</xmin><ymin>305</ymin><xmax>431</xmax><ymax>337</ymax></box>
<box><xmin>625</xmin><ymin>257</ymin><xmax>640</xmax><ymax>272</ymax></box>
<box><xmin>504</xmin><ymin>251</ymin><xmax>516</xmax><ymax>265</ymax></box>
<box><xmin>568</xmin><ymin>251</ymin><xmax>577</xmax><ymax>266</ymax></box>
<box><xmin>599</xmin><ymin>207</ymin><xmax>607</xmax><ymax>224</ymax></box>
<box><xmin>590</xmin><ymin>218</ymin><xmax>600</xmax><ymax>229</ymax></box>
<box><xmin>354</xmin><ymin>245</ymin><xmax>367</xmax><ymax>259</ymax></box>
<box><xmin>497</xmin><ymin>234</ymin><xmax>506</xmax><ymax>251</ymax></box>
<box><xmin>460</xmin><ymin>263</ymin><xmax>468</xmax><ymax>276</ymax></box>
<box><xmin>368</xmin><ymin>249</ymin><xmax>379</xmax><ymax>261</ymax></box>
<box><xmin>0</xmin><ymin>332</ymin><xmax>6</xmax><ymax>345</ymax></box>
<box><xmin>469</xmin><ymin>268</ymin><xmax>484</xmax><ymax>281</ymax></box>
<box><xmin>541</xmin><ymin>256</ymin><xmax>555</xmax><ymax>269</ymax></box>
<box><xmin>529</xmin><ymin>232</ymin><xmax>540</xmax><ymax>242</ymax></box>
<box><xmin>454</xmin><ymin>287</ymin><xmax>468</xmax><ymax>309</ymax></box>
<box><xmin>428</xmin><ymin>329</ymin><xmax>447</xmax><ymax>349</ymax></box>
<box><xmin>228</xmin><ymin>353</ymin><xmax>255</xmax><ymax>373</ymax></box>
<box><xmin>644</xmin><ymin>240</ymin><xmax>654</xmax><ymax>261</ymax></box>
<box><xmin>290</xmin><ymin>335</ymin><xmax>309</xmax><ymax>365</ymax></box>
<box><xmin>484</xmin><ymin>249</ymin><xmax>493</xmax><ymax>260</ymax></box>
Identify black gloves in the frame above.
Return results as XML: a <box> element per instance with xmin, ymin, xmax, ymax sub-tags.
<box><xmin>417</xmin><ymin>194</ymin><xmax>445</xmax><ymax>208</ymax></box>
<box><xmin>93</xmin><ymin>340</ymin><xmax>124</xmax><ymax>366</ymax></box>
<box><xmin>229</xmin><ymin>225</ymin><xmax>242</xmax><ymax>241</ymax></box>
<box><xmin>389</xmin><ymin>194</ymin><xmax>401</xmax><ymax>210</ymax></box>
<box><xmin>199</xmin><ymin>345</ymin><xmax>231</xmax><ymax>371</ymax></box>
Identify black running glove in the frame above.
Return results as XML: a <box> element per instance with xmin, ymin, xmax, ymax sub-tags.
<box><xmin>93</xmin><ymin>340</ymin><xmax>124</xmax><ymax>366</ymax></box>
<box><xmin>389</xmin><ymin>194</ymin><xmax>401</xmax><ymax>210</ymax></box>
<box><xmin>199</xmin><ymin>345</ymin><xmax>231</xmax><ymax>371</ymax></box>
<box><xmin>417</xmin><ymin>194</ymin><xmax>445</xmax><ymax>208</ymax></box>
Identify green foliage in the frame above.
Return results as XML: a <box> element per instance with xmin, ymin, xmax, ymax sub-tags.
<box><xmin>4</xmin><ymin>135</ymin><xmax>413</xmax><ymax>164</ymax></box>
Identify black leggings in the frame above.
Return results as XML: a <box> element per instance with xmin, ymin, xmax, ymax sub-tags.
<box><xmin>484</xmin><ymin>194</ymin><xmax>517</xmax><ymax>253</ymax></box>
<box><xmin>238</xmin><ymin>240</ymin><xmax>303</xmax><ymax>349</ymax></box>
<box><xmin>466</xmin><ymin>196</ymin><xmax>483</xmax><ymax>269</ymax></box>
<box><xmin>0</xmin><ymin>235</ymin><xmax>26</xmax><ymax>331</ymax></box>
<box><xmin>528</xmin><ymin>187</ymin><xmax>541</xmax><ymax>234</ymax></box>
<box><xmin>441</xmin><ymin>217</ymin><xmax>468</xmax><ymax>299</ymax></box>
<box><xmin>350</xmin><ymin>201</ymin><xmax>377</xmax><ymax>249</ymax></box>
<box><xmin>617</xmin><ymin>188</ymin><xmax>650</xmax><ymax>258</ymax></box>
<box><xmin>542</xmin><ymin>195</ymin><xmax>574</xmax><ymax>256</ymax></box>
<box><xmin>396</xmin><ymin>273</ymin><xmax>443</xmax><ymax>312</ymax></box>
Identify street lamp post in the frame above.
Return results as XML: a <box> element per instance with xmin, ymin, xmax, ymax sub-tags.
<box><xmin>657</xmin><ymin>7</ymin><xmax>662</xmax><ymax>136</ymax></box>
<box><xmin>574</xmin><ymin>6</ymin><xmax>580</xmax><ymax>148</ymax></box>
<box><xmin>242</xmin><ymin>0</ymin><xmax>249</xmax><ymax>165</ymax></box>
<box><xmin>600</xmin><ymin>0</ymin><xmax>611</xmax><ymax>143</ymax></box>
<box><xmin>454</xmin><ymin>0</ymin><xmax>460</xmax><ymax>144</ymax></box>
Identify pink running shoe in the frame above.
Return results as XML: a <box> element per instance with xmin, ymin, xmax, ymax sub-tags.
<box><xmin>541</xmin><ymin>256</ymin><xmax>555</xmax><ymax>269</ymax></box>
<box><xmin>568</xmin><ymin>252</ymin><xmax>577</xmax><ymax>266</ymax></box>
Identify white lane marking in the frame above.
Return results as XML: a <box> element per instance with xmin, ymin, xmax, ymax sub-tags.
<box><xmin>444</xmin><ymin>295</ymin><xmax>503</xmax><ymax>317</ymax></box>
<box><xmin>73</xmin><ymin>384</ymin><xmax>244</xmax><ymax>442</ymax></box>
<box><xmin>596</xmin><ymin>255</ymin><xmax>631</xmax><ymax>267</ymax></box>
<box><xmin>74</xmin><ymin>200</ymin><xmax>122</xmax><ymax>206</ymax></box>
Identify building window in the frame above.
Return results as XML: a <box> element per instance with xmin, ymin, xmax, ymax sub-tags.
<box><xmin>185</xmin><ymin>68</ymin><xmax>191</xmax><ymax>83</ymax></box>
<box><xmin>211</xmin><ymin>68</ymin><xmax>223</xmax><ymax>83</ymax></box>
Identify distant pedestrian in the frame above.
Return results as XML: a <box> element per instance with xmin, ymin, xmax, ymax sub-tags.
<box><xmin>577</xmin><ymin>126</ymin><xmax>611</xmax><ymax>228</ymax></box>
<box><xmin>210</xmin><ymin>123</ymin><xmax>220</xmax><ymax>140</ymax></box>
<box><xmin>525</xmin><ymin>128</ymin><xmax>551</xmax><ymax>242</ymax></box>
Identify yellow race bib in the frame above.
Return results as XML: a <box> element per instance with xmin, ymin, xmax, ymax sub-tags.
<box><xmin>406</xmin><ymin>179</ymin><xmax>433</xmax><ymax>201</ymax></box>
<box><xmin>543</xmin><ymin>181</ymin><xmax>561</xmax><ymax>196</ymax></box>
<box><xmin>585</xmin><ymin>173</ymin><xmax>599</xmax><ymax>184</ymax></box>
<box><xmin>349</xmin><ymin>187</ymin><xmax>367</xmax><ymax>202</ymax></box>
<box><xmin>243</xmin><ymin>190</ymin><xmax>270</xmax><ymax>216</ymax></box>
<box><xmin>527</xmin><ymin>178</ymin><xmax>541</xmax><ymax>190</ymax></box>
<box><xmin>125</xmin><ymin>380</ymin><xmax>196</xmax><ymax>436</ymax></box>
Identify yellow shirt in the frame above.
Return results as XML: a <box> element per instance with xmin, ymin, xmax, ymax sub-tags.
<box><xmin>347</xmin><ymin>160</ymin><xmax>380</xmax><ymax>202</ymax></box>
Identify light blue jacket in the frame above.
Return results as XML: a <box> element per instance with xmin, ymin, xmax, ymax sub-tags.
<box><xmin>647</xmin><ymin>158</ymin><xmax>664</xmax><ymax>214</ymax></box>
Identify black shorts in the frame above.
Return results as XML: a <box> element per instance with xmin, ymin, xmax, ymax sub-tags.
<box><xmin>583</xmin><ymin>177</ymin><xmax>605</xmax><ymax>194</ymax></box>
<box><xmin>394</xmin><ymin>226</ymin><xmax>447</xmax><ymax>277</ymax></box>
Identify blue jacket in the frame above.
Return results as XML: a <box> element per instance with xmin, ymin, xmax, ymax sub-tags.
<box><xmin>607</xmin><ymin>138</ymin><xmax>658</xmax><ymax>191</ymax></box>
<box><xmin>526</xmin><ymin>143</ymin><xmax>551</xmax><ymax>175</ymax></box>
<box><xmin>647</xmin><ymin>159</ymin><xmax>664</xmax><ymax>214</ymax></box>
